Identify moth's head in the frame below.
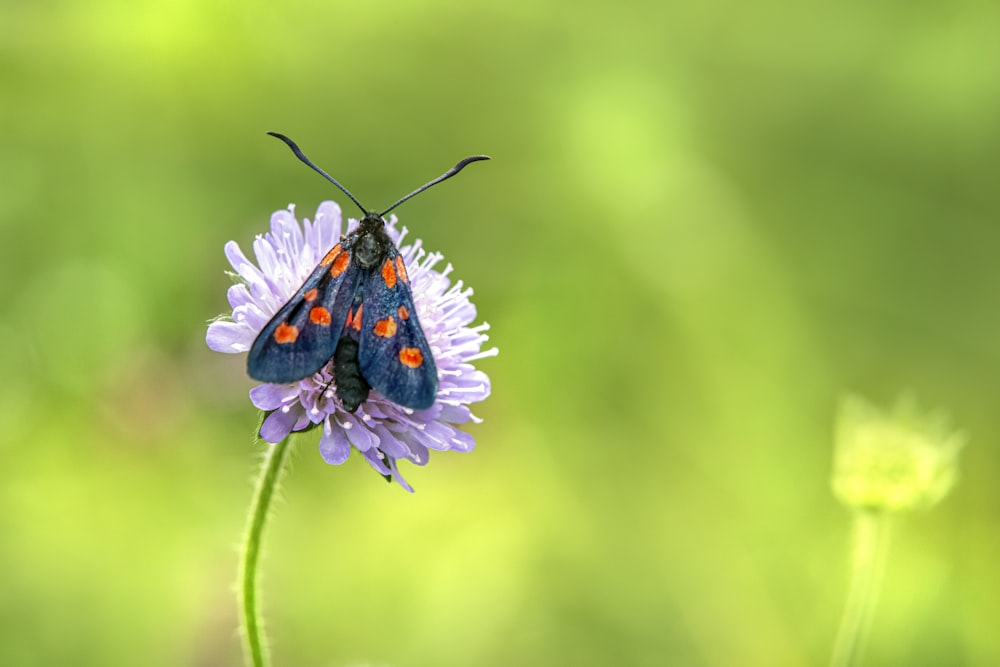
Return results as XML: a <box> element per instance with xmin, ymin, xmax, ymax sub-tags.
<box><xmin>353</xmin><ymin>213</ymin><xmax>393</xmax><ymax>268</ymax></box>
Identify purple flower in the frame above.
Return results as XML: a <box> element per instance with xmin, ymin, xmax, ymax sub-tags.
<box><xmin>207</xmin><ymin>202</ymin><xmax>496</xmax><ymax>491</ymax></box>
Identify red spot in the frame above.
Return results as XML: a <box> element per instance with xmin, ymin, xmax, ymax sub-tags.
<box><xmin>399</xmin><ymin>347</ymin><xmax>423</xmax><ymax>368</ymax></box>
<box><xmin>381</xmin><ymin>258</ymin><xmax>397</xmax><ymax>289</ymax></box>
<box><xmin>304</xmin><ymin>288</ymin><xmax>319</xmax><ymax>302</ymax></box>
<box><xmin>274</xmin><ymin>322</ymin><xmax>299</xmax><ymax>344</ymax></box>
<box><xmin>344</xmin><ymin>308</ymin><xmax>354</xmax><ymax>328</ymax></box>
<box><xmin>320</xmin><ymin>244</ymin><xmax>343</xmax><ymax>267</ymax></box>
<box><xmin>310</xmin><ymin>306</ymin><xmax>332</xmax><ymax>326</ymax></box>
<box><xmin>351</xmin><ymin>303</ymin><xmax>363</xmax><ymax>331</ymax></box>
<box><xmin>373</xmin><ymin>316</ymin><xmax>397</xmax><ymax>338</ymax></box>
<box><xmin>330</xmin><ymin>251</ymin><xmax>350</xmax><ymax>278</ymax></box>
<box><xmin>397</xmin><ymin>305</ymin><xmax>410</xmax><ymax>320</ymax></box>
<box><xmin>394</xmin><ymin>255</ymin><xmax>408</xmax><ymax>284</ymax></box>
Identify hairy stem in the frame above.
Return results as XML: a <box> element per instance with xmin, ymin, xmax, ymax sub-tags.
<box><xmin>831</xmin><ymin>510</ymin><xmax>893</xmax><ymax>667</ymax></box>
<box><xmin>239</xmin><ymin>435</ymin><xmax>293</xmax><ymax>667</ymax></box>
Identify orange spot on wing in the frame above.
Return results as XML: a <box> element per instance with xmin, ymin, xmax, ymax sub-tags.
<box><xmin>351</xmin><ymin>303</ymin><xmax>363</xmax><ymax>331</ymax></box>
<box><xmin>381</xmin><ymin>258</ymin><xmax>397</xmax><ymax>289</ymax></box>
<box><xmin>373</xmin><ymin>316</ymin><xmax>397</xmax><ymax>338</ymax></box>
<box><xmin>304</xmin><ymin>288</ymin><xmax>319</xmax><ymax>302</ymax></box>
<box><xmin>399</xmin><ymin>347</ymin><xmax>423</xmax><ymax>368</ymax></box>
<box><xmin>320</xmin><ymin>244</ymin><xmax>343</xmax><ymax>266</ymax></box>
<box><xmin>344</xmin><ymin>308</ymin><xmax>354</xmax><ymax>328</ymax></box>
<box><xmin>310</xmin><ymin>306</ymin><xmax>332</xmax><ymax>326</ymax></box>
<box><xmin>274</xmin><ymin>322</ymin><xmax>299</xmax><ymax>344</ymax></box>
<box><xmin>394</xmin><ymin>255</ymin><xmax>408</xmax><ymax>284</ymax></box>
<box><xmin>397</xmin><ymin>305</ymin><xmax>410</xmax><ymax>320</ymax></box>
<box><xmin>330</xmin><ymin>251</ymin><xmax>350</xmax><ymax>278</ymax></box>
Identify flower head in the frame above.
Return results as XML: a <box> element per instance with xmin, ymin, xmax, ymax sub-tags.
<box><xmin>207</xmin><ymin>202</ymin><xmax>496</xmax><ymax>491</ymax></box>
<box><xmin>832</xmin><ymin>393</ymin><xmax>966</xmax><ymax>513</ymax></box>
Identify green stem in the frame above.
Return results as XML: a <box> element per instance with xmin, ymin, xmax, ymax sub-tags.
<box><xmin>239</xmin><ymin>435</ymin><xmax>293</xmax><ymax>667</ymax></box>
<box><xmin>830</xmin><ymin>510</ymin><xmax>893</xmax><ymax>667</ymax></box>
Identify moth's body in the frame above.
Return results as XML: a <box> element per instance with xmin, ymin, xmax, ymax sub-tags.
<box><xmin>247</xmin><ymin>212</ymin><xmax>438</xmax><ymax>411</ymax></box>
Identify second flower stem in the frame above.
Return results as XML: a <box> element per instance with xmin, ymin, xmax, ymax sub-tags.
<box><xmin>830</xmin><ymin>510</ymin><xmax>893</xmax><ymax>667</ymax></box>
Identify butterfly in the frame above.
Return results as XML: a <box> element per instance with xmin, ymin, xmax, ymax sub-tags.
<box><xmin>247</xmin><ymin>132</ymin><xmax>489</xmax><ymax>413</ymax></box>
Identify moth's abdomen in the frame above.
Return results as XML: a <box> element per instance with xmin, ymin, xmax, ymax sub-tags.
<box><xmin>333</xmin><ymin>336</ymin><xmax>370</xmax><ymax>412</ymax></box>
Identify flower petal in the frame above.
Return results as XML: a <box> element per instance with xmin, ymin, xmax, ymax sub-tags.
<box><xmin>406</xmin><ymin>440</ymin><xmax>430</xmax><ymax>466</ymax></box>
<box><xmin>388</xmin><ymin>461</ymin><xmax>414</xmax><ymax>493</ymax></box>
<box><xmin>371</xmin><ymin>423</ymin><xmax>409</xmax><ymax>459</ymax></box>
<box><xmin>206</xmin><ymin>321</ymin><xmax>252</xmax><ymax>353</ymax></box>
<box><xmin>437</xmin><ymin>403</ymin><xmax>472</xmax><ymax>424</ymax></box>
<box><xmin>338</xmin><ymin>413</ymin><xmax>379</xmax><ymax>451</ymax></box>
<box><xmin>361</xmin><ymin>447</ymin><xmax>391</xmax><ymax>475</ymax></box>
<box><xmin>449</xmin><ymin>429</ymin><xmax>476</xmax><ymax>452</ymax></box>
<box><xmin>306</xmin><ymin>202</ymin><xmax>342</xmax><ymax>259</ymax></box>
<box><xmin>225</xmin><ymin>241</ymin><xmax>266</xmax><ymax>285</ymax></box>
<box><xmin>270</xmin><ymin>207</ymin><xmax>303</xmax><ymax>253</ymax></box>
<box><xmin>227</xmin><ymin>284</ymin><xmax>252</xmax><ymax>310</ymax></box>
<box><xmin>249</xmin><ymin>384</ymin><xmax>299</xmax><ymax>411</ymax></box>
<box><xmin>260</xmin><ymin>407</ymin><xmax>300</xmax><ymax>443</ymax></box>
<box><xmin>319</xmin><ymin>418</ymin><xmax>351</xmax><ymax>465</ymax></box>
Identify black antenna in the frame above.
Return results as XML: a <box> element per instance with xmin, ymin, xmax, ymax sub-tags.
<box><xmin>268</xmin><ymin>132</ymin><xmax>489</xmax><ymax>219</ymax></box>
<box><xmin>378</xmin><ymin>155</ymin><xmax>490</xmax><ymax>217</ymax></box>
<box><xmin>267</xmin><ymin>132</ymin><xmax>368</xmax><ymax>215</ymax></box>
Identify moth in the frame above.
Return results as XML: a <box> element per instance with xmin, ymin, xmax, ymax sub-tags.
<box><xmin>247</xmin><ymin>133</ymin><xmax>488</xmax><ymax>413</ymax></box>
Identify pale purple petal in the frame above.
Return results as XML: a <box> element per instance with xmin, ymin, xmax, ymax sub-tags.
<box><xmin>206</xmin><ymin>321</ymin><xmax>253</xmax><ymax>353</ymax></box>
<box><xmin>249</xmin><ymin>384</ymin><xmax>299</xmax><ymax>411</ymax></box>
<box><xmin>251</xmin><ymin>236</ymin><xmax>283</xmax><ymax>290</ymax></box>
<box><xmin>270</xmin><ymin>208</ymin><xmax>303</xmax><ymax>248</ymax></box>
<box><xmin>361</xmin><ymin>448</ymin><xmax>391</xmax><ymax>476</ymax></box>
<box><xmin>437</xmin><ymin>404</ymin><xmax>472</xmax><ymax>424</ymax></box>
<box><xmin>292</xmin><ymin>412</ymin><xmax>312</xmax><ymax>431</ymax></box>
<box><xmin>386</xmin><ymin>457</ymin><xmax>414</xmax><ymax>493</ymax></box>
<box><xmin>307</xmin><ymin>202</ymin><xmax>342</xmax><ymax>256</ymax></box>
<box><xmin>449</xmin><ymin>429</ymin><xmax>476</xmax><ymax>452</ymax></box>
<box><xmin>425</xmin><ymin>420</ymin><xmax>462</xmax><ymax>445</ymax></box>
<box><xmin>338</xmin><ymin>413</ymin><xmax>379</xmax><ymax>451</ymax></box>
<box><xmin>406</xmin><ymin>441</ymin><xmax>430</xmax><ymax>466</ymax></box>
<box><xmin>227</xmin><ymin>284</ymin><xmax>252</xmax><ymax>310</ymax></box>
<box><xmin>260</xmin><ymin>407</ymin><xmax>299</xmax><ymax>443</ymax></box>
<box><xmin>319</xmin><ymin>418</ymin><xmax>351</xmax><ymax>465</ymax></box>
<box><xmin>232</xmin><ymin>301</ymin><xmax>271</xmax><ymax>332</ymax></box>
<box><xmin>224</xmin><ymin>241</ymin><xmax>265</xmax><ymax>285</ymax></box>
<box><xmin>371</xmin><ymin>423</ymin><xmax>408</xmax><ymax>458</ymax></box>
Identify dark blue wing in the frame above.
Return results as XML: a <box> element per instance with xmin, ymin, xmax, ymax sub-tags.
<box><xmin>247</xmin><ymin>243</ymin><xmax>361</xmax><ymax>383</ymax></box>
<box><xmin>357</xmin><ymin>249</ymin><xmax>438</xmax><ymax>409</ymax></box>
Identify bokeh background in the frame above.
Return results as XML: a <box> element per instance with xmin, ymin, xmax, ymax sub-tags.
<box><xmin>3</xmin><ymin>0</ymin><xmax>1000</xmax><ymax>665</ymax></box>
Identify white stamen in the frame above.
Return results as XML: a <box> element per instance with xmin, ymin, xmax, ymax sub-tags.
<box><xmin>464</xmin><ymin>348</ymin><xmax>499</xmax><ymax>361</ymax></box>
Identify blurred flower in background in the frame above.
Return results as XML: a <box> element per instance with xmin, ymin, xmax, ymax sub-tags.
<box><xmin>829</xmin><ymin>393</ymin><xmax>967</xmax><ymax>667</ymax></box>
<box><xmin>832</xmin><ymin>393</ymin><xmax>966</xmax><ymax>513</ymax></box>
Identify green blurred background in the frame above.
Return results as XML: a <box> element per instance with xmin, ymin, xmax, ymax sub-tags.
<box><xmin>3</xmin><ymin>0</ymin><xmax>999</xmax><ymax>665</ymax></box>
